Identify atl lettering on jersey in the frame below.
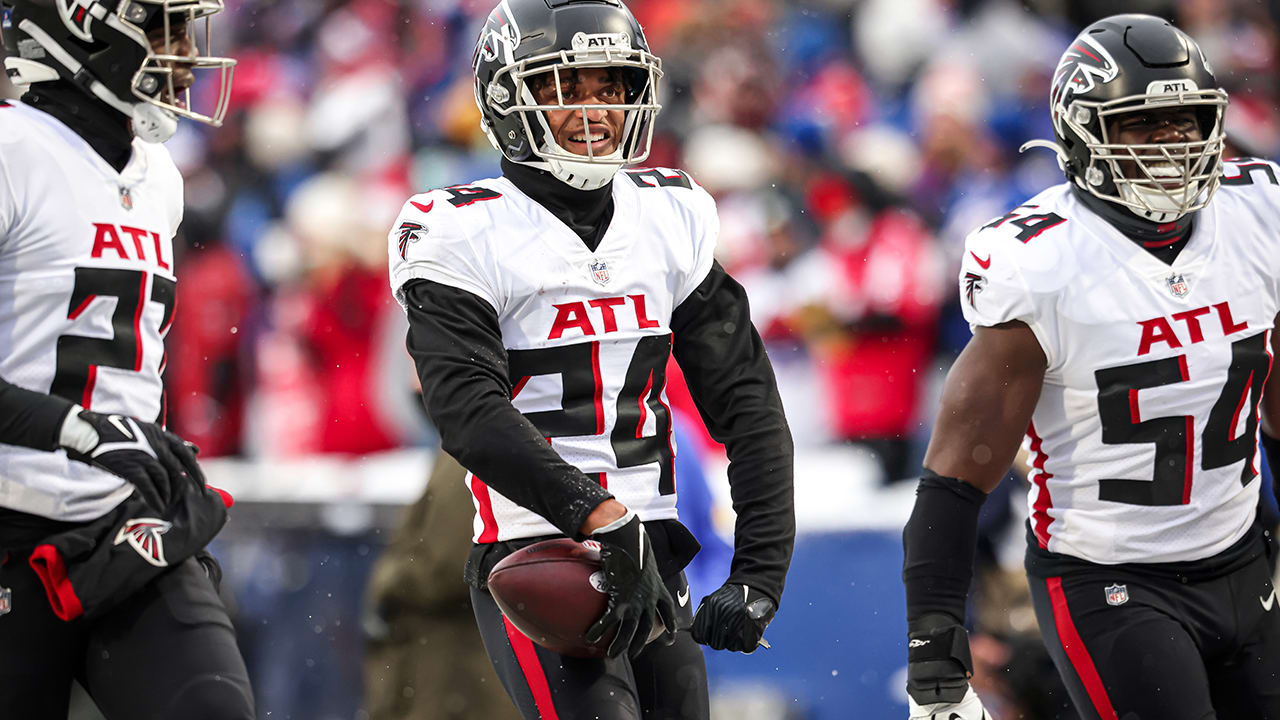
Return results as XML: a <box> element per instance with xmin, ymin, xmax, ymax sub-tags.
<box><xmin>388</xmin><ymin>169</ymin><xmax>717</xmax><ymax>542</ymax></box>
<box><xmin>960</xmin><ymin>160</ymin><xmax>1280</xmax><ymax>565</ymax></box>
<box><xmin>0</xmin><ymin>102</ymin><xmax>184</xmax><ymax>521</ymax></box>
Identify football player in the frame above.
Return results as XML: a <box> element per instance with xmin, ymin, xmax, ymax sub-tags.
<box><xmin>902</xmin><ymin>14</ymin><xmax>1280</xmax><ymax>720</ymax></box>
<box><xmin>0</xmin><ymin>1</ymin><xmax>252</xmax><ymax>717</ymax></box>
<box><xmin>387</xmin><ymin>0</ymin><xmax>794</xmax><ymax>717</ymax></box>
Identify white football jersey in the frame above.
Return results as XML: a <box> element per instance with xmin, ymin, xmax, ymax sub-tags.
<box><xmin>389</xmin><ymin>168</ymin><xmax>717</xmax><ymax>542</ymax></box>
<box><xmin>0</xmin><ymin>102</ymin><xmax>183</xmax><ymax>521</ymax></box>
<box><xmin>960</xmin><ymin>160</ymin><xmax>1280</xmax><ymax>564</ymax></box>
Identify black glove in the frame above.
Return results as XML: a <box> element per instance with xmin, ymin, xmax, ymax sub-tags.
<box><xmin>692</xmin><ymin>582</ymin><xmax>776</xmax><ymax>652</ymax></box>
<box><xmin>60</xmin><ymin>408</ymin><xmax>204</xmax><ymax>511</ymax></box>
<box><xmin>584</xmin><ymin>515</ymin><xmax>678</xmax><ymax>658</ymax></box>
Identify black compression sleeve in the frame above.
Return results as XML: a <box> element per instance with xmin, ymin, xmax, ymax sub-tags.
<box><xmin>401</xmin><ymin>280</ymin><xmax>613</xmax><ymax>539</ymax></box>
<box><xmin>902</xmin><ymin>470</ymin><xmax>988</xmax><ymax>626</ymax></box>
<box><xmin>1264</xmin><ymin>432</ymin><xmax>1280</xmax><ymax>509</ymax></box>
<box><xmin>0</xmin><ymin>375</ymin><xmax>75</xmax><ymax>452</ymax></box>
<box><xmin>671</xmin><ymin>261</ymin><xmax>795</xmax><ymax>605</ymax></box>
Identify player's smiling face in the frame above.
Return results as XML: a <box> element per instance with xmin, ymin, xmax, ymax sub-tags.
<box><xmin>1106</xmin><ymin>106</ymin><xmax>1203</xmax><ymax>185</ymax></box>
<box><xmin>530</xmin><ymin>67</ymin><xmax>626</xmax><ymax>157</ymax></box>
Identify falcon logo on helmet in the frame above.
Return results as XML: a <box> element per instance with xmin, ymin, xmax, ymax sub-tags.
<box><xmin>1021</xmin><ymin>14</ymin><xmax>1228</xmax><ymax>225</ymax></box>
<box><xmin>471</xmin><ymin>0</ymin><xmax>663</xmax><ymax>191</ymax></box>
<box><xmin>1051</xmin><ymin>34</ymin><xmax>1118</xmax><ymax>107</ymax></box>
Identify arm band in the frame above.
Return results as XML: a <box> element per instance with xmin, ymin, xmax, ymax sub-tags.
<box><xmin>902</xmin><ymin>469</ymin><xmax>988</xmax><ymax>625</ymax></box>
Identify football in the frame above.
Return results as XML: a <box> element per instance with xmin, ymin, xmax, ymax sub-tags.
<box><xmin>487</xmin><ymin>538</ymin><xmax>610</xmax><ymax>658</ymax></box>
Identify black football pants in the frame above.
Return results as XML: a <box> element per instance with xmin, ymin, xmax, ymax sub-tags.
<box><xmin>1029</xmin><ymin>549</ymin><xmax>1280</xmax><ymax>720</ymax></box>
<box><xmin>472</xmin><ymin>571</ymin><xmax>709</xmax><ymax>720</ymax></box>
<box><xmin>0</xmin><ymin>552</ymin><xmax>254</xmax><ymax>719</ymax></box>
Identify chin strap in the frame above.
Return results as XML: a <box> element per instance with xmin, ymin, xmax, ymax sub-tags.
<box><xmin>1019</xmin><ymin>138</ymin><xmax>1069</xmax><ymax>169</ymax></box>
<box><xmin>528</xmin><ymin>152</ymin><xmax>624</xmax><ymax>191</ymax></box>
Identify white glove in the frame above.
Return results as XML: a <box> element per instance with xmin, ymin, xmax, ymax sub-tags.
<box><xmin>908</xmin><ymin>686</ymin><xmax>991</xmax><ymax>720</ymax></box>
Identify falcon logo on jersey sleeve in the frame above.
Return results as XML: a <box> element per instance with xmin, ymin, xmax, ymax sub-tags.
<box><xmin>964</xmin><ymin>272</ymin><xmax>986</xmax><ymax>308</ymax></box>
<box><xmin>113</xmin><ymin>518</ymin><xmax>173</xmax><ymax>567</ymax></box>
<box><xmin>397</xmin><ymin>221</ymin><xmax>426</xmax><ymax>260</ymax></box>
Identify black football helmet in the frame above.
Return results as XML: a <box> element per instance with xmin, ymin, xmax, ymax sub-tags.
<box><xmin>472</xmin><ymin>0</ymin><xmax>662</xmax><ymax>190</ymax></box>
<box><xmin>1</xmin><ymin>0</ymin><xmax>234</xmax><ymax>142</ymax></box>
<box><xmin>1021</xmin><ymin>14</ymin><xmax>1227</xmax><ymax>223</ymax></box>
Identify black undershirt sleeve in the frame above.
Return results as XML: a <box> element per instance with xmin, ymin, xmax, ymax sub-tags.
<box><xmin>0</xmin><ymin>375</ymin><xmax>75</xmax><ymax>452</ymax></box>
<box><xmin>401</xmin><ymin>279</ymin><xmax>614</xmax><ymax>540</ymax></box>
<box><xmin>670</xmin><ymin>261</ymin><xmax>795</xmax><ymax>605</ymax></box>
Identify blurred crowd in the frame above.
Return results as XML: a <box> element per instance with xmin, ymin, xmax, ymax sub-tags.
<box><xmin>8</xmin><ymin>0</ymin><xmax>1274</xmax><ymax>476</ymax></box>
<box><xmin>86</xmin><ymin>0</ymin><xmax>1269</xmax><ymax>479</ymax></box>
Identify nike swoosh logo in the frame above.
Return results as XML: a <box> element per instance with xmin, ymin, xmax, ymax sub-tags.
<box><xmin>107</xmin><ymin>415</ymin><xmax>134</xmax><ymax>440</ymax></box>
<box><xmin>1262</xmin><ymin>589</ymin><xmax>1277</xmax><ymax>612</ymax></box>
<box><xmin>969</xmin><ymin>251</ymin><xmax>992</xmax><ymax>269</ymax></box>
<box><xmin>410</xmin><ymin>200</ymin><xmax>434</xmax><ymax>213</ymax></box>
<box><xmin>677</xmin><ymin>586</ymin><xmax>689</xmax><ymax>607</ymax></box>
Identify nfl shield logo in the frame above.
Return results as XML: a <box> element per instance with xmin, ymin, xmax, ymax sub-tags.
<box><xmin>119</xmin><ymin>186</ymin><xmax>133</xmax><ymax>211</ymax></box>
<box><xmin>0</xmin><ymin>586</ymin><xmax>11</xmax><ymax>616</ymax></box>
<box><xmin>589</xmin><ymin>260</ymin><xmax>610</xmax><ymax>286</ymax></box>
<box><xmin>1105</xmin><ymin>583</ymin><xmax>1129</xmax><ymax>606</ymax></box>
<box><xmin>1166</xmin><ymin>273</ymin><xmax>1189</xmax><ymax>298</ymax></box>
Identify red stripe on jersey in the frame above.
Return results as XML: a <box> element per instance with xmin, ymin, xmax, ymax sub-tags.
<box><xmin>1177</xmin><ymin>356</ymin><xmax>1194</xmax><ymax>504</ymax></box>
<box><xmin>591</xmin><ymin>342</ymin><xmax>604</xmax><ymax>435</ymax></box>
<box><xmin>1128</xmin><ymin>388</ymin><xmax>1140</xmax><ymax>424</ymax></box>
<box><xmin>1046</xmin><ymin>577</ymin><xmax>1118</xmax><ymax>720</ymax></box>
<box><xmin>471</xmin><ymin>475</ymin><xmax>499</xmax><ymax>543</ymax></box>
<box><xmin>68</xmin><ymin>294</ymin><xmax>97</xmax><ymax>320</ymax></box>
<box><xmin>1028</xmin><ymin>421</ymin><xmax>1054</xmax><ymax>549</ymax></box>
<box><xmin>502</xmin><ymin>616</ymin><xmax>560</xmax><ymax>720</ymax></box>
<box><xmin>1142</xmin><ymin>235</ymin><xmax>1181</xmax><ymax>249</ymax></box>
<box><xmin>82</xmin><ymin>365</ymin><xmax>98</xmax><ymax>409</ymax></box>
<box><xmin>1257</xmin><ymin>332</ymin><xmax>1276</xmax><ymax>476</ymax></box>
<box><xmin>598</xmin><ymin>472</ymin><xmax>608</xmax><ymax>490</ymax></box>
<box><xmin>511</xmin><ymin>376</ymin><xmax>530</xmax><ymax>399</ymax></box>
<box><xmin>132</xmin><ymin>272</ymin><xmax>147</xmax><ymax>371</ymax></box>
<box><xmin>657</xmin><ymin>388</ymin><xmax>676</xmax><ymax>494</ymax></box>
<box><xmin>159</xmin><ymin>292</ymin><xmax>177</xmax><ymax>335</ymax></box>
<box><xmin>1228</xmin><ymin>370</ymin><xmax>1254</xmax><ymax>442</ymax></box>
<box><xmin>636</xmin><ymin>370</ymin><xmax>653</xmax><ymax>439</ymax></box>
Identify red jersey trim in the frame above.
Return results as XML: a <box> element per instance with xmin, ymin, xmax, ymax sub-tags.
<box><xmin>1028</xmin><ymin>420</ymin><xmax>1054</xmax><ymax>549</ymax></box>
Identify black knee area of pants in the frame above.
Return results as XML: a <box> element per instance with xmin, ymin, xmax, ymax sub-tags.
<box><xmin>902</xmin><ymin>470</ymin><xmax>988</xmax><ymax>625</ymax></box>
<box><xmin>166</xmin><ymin>675</ymin><xmax>255</xmax><ymax>720</ymax></box>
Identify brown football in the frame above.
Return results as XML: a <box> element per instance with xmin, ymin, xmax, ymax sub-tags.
<box><xmin>487</xmin><ymin>538</ymin><xmax>610</xmax><ymax>658</ymax></box>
